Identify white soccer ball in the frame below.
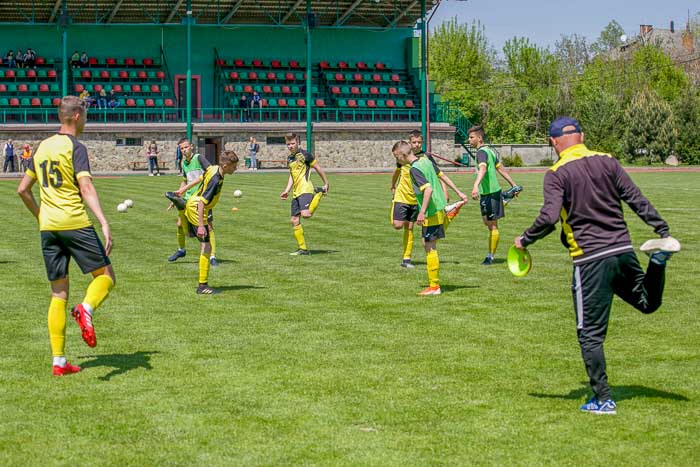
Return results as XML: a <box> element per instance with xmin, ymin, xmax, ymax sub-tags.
<box><xmin>124</xmin><ymin>199</ymin><xmax>134</xmax><ymax>208</ymax></box>
<box><xmin>117</xmin><ymin>203</ymin><xmax>128</xmax><ymax>213</ymax></box>
<box><xmin>233</xmin><ymin>189</ymin><xmax>243</xmax><ymax>198</ymax></box>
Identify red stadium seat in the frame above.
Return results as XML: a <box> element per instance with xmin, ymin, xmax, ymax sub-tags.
<box><xmin>9</xmin><ymin>98</ymin><xmax>19</xmax><ymax>107</ymax></box>
<box><xmin>74</xmin><ymin>84</ymin><xmax>84</xmax><ymax>93</ymax></box>
<box><xmin>137</xmin><ymin>71</ymin><xmax>147</xmax><ymax>80</ymax></box>
<box><xmin>31</xmin><ymin>98</ymin><xmax>41</xmax><ymax>107</ymax></box>
<box><xmin>372</xmin><ymin>74</ymin><xmax>381</xmax><ymax>82</ymax></box>
<box><xmin>370</xmin><ymin>87</ymin><xmax>379</xmax><ymax>95</ymax></box>
<box><xmin>143</xmin><ymin>58</ymin><xmax>154</xmax><ymax>67</ymax></box>
<box><xmin>331</xmin><ymin>86</ymin><xmax>340</xmax><ymax>95</ymax></box>
<box><xmin>375</xmin><ymin>62</ymin><xmax>386</xmax><ymax>70</ymax></box>
<box><xmin>52</xmin><ymin>97</ymin><xmax>61</xmax><ymax>106</ymax></box>
<box><xmin>27</xmin><ymin>69</ymin><xmax>37</xmax><ymax>79</ymax></box>
<box><xmin>112</xmin><ymin>84</ymin><xmax>123</xmax><ymax>92</ymax></box>
<box><xmin>131</xmin><ymin>84</ymin><xmax>141</xmax><ymax>93</ymax></box>
<box><xmin>215</xmin><ymin>59</ymin><xmax>225</xmax><ymax>66</ymax></box>
<box><xmin>357</xmin><ymin>61</ymin><xmax>368</xmax><ymax>70</ymax></box>
<box><xmin>47</xmin><ymin>70</ymin><xmax>56</xmax><ymax>79</ymax></box>
<box><xmin>234</xmin><ymin>59</ymin><xmax>245</xmax><ymax>67</ymax></box>
<box><xmin>100</xmin><ymin>70</ymin><xmax>109</xmax><ymax>79</ymax></box>
<box><xmin>156</xmin><ymin>71</ymin><xmax>165</xmax><ymax>80</ymax></box>
<box><xmin>347</xmin><ymin>99</ymin><xmax>357</xmax><ymax>108</ymax></box>
<box><xmin>229</xmin><ymin>71</ymin><xmax>239</xmax><ymax>80</ymax></box>
<box><xmin>386</xmin><ymin>99</ymin><xmax>396</xmax><ymax>108</ymax></box>
<box><xmin>271</xmin><ymin>60</ymin><xmax>282</xmax><ymax>68</ymax></box>
<box><xmin>164</xmin><ymin>98</ymin><xmax>174</xmax><ymax>107</ymax></box>
<box><xmin>288</xmin><ymin>60</ymin><xmax>300</xmax><ymax>68</ymax></box>
<box><xmin>353</xmin><ymin>73</ymin><xmax>363</xmax><ymax>82</ymax></box>
<box><xmin>106</xmin><ymin>57</ymin><xmax>117</xmax><ymax>66</ymax></box>
<box><xmin>263</xmin><ymin>85</ymin><xmax>272</xmax><ymax>93</ymax></box>
<box><xmin>93</xmin><ymin>84</ymin><xmax>103</xmax><ymax>92</ymax></box>
<box><xmin>351</xmin><ymin>87</ymin><xmax>360</xmax><ymax>95</ymax></box>
<box><xmin>319</xmin><ymin>61</ymin><xmax>330</xmax><ymax>70</ymax></box>
<box><xmin>5</xmin><ymin>70</ymin><xmax>15</xmax><ymax>79</ymax></box>
<box><xmin>248</xmin><ymin>71</ymin><xmax>258</xmax><ymax>80</ymax></box>
<box><xmin>391</xmin><ymin>74</ymin><xmax>401</xmax><ymax>82</ymax></box>
<box><xmin>126</xmin><ymin>98</ymin><xmax>136</xmax><ymax>107</ymax></box>
<box><xmin>335</xmin><ymin>73</ymin><xmax>345</xmax><ymax>82</ymax></box>
<box><xmin>388</xmin><ymin>87</ymin><xmax>398</xmax><ymax>95</ymax></box>
<box><xmin>243</xmin><ymin>85</ymin><xmax>253</xmax><ymax>93</ymax></box>
<box><xmin>267</xmin><ymin>72</ymin><xmax>276</xmax><ymax>80</ymax></box>
<box><xmin>260</xmin><ymin>98</ymin><xmax>268</xmax><ymax>107</ymax></box>
<box><xmin>145</xmin><ymin>99</ymin><xmax>155</xmax><ymax>107</ymax></box>
<box><xmin>252</xmin><ymin>59</ymin><xmax>263</xmax><ymax>67</ymax></box>
<box><xmin>281</xmin><ymin>86</ymin><xmax>291</xmax><ymax>94</ymax></box>
<box><xmin>278</xmin><ymin>99</ymin><xmax>288</xmax><ymax>107</ymax></box>
<box><xmin>315</xmin><ymin>98</ymin><xmax>325</xmax><ymax>107</ymax></box>
<box><xmin>0</xmin><ymin>84</ymin><xmax>6</xmax><ymax>92</ymax></box>
<box><xmin>124</xmin><ymin>57</ymin><xmax>135</xmax><ymax>67</ymax></box>
<box><xmin>81</xmin><ymin>70</ymin><xmax>91</xmax><ymax>79</ymax></box>
<box><xmin>296</xmin><ymin>99</ymin><xmax>305</xmax><ymax>106</ymax></box>
<box><xmin>18</xmin><ymin>84</ymin><xmax>28</xmax><ymax>92</ymax></box>
<box><xmin>39</xmin><ymin>84</ymin><xmax>50</xmax><ymax>93</ymax></box>
<box><xmin>119</xmin><ymin>70</ymin><xmax>128</xmax><ymax>79</ymax></box>
<box><xmin>404</xmin><ymin>99</ymin><xmax>415</xmax><ymax>108</ymax></box>
<box><xmin>285</xmin><ymin>72</ymin><xmax>294</xmax><ymax>81</ymax></box>
<box><xmin>367</xmin><ymin>99</ymin><xmax>377</xmax><ymax>108</ymax></box>
<box><xmin>150</xmin><ymin>84</ymin><xmax>160</xmax><ymax>93</ymax></box>
<box><xmin>88</xmin><ymin>57</ymin><xmax>98</xmax><ymax>67</ymax></box>
<box><xmin>338</xmin><ymin>61</ymin><xmax>348</xmax><ymax>69</ymax></box>
<box><xmin>35</xmin><ymin>56</ymin><xmax>46</xmax><ymax>66</ymax></box>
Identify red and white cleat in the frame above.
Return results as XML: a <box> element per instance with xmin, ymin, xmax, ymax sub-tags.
<box><xmin>53</xmin><ymin>362</ymin><xmax>81</xmax><ymax>376</ymax></box>
<box><xmin>71</xmin><ymin>304</ymin><xmax>96</xmax><ymax>347</ymax></box>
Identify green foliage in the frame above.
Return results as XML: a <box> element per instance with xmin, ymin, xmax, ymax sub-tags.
<box><xmin>673</xmin><ymin>86</ymin><xmax>700</xmax><ymax>164</ymax></box>
<box><xmin>501</xmin><ymin>153</ymin><xmax>523</xmax><ymax>167</ymax></box>
<box><xmin>590</xmin><ymin>20</ymin><xmax>626</xmax><ymax>55</ymax></box>
<box><xmin>629</xmin><ymin>45</ymin><xmax>688</xmax><ymax>102</ymax></box>
<box><xmin>623</xmin><ymin>87</ymin><xmax>677</xmax><ymax>163</ymax></box>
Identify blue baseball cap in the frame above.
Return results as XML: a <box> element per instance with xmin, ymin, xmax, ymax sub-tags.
<box><xmin>549</xmin><ymin>116</ymin><xmax>581</xmax><ymax>137</ymax></box>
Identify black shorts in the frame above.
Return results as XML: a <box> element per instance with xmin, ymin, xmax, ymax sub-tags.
<box><xmin>480</xmin><ymin>191</ymin><xmax>505</xmax><ymax>220</ymax></box>
<box><xmin>291</xmin><ymin>193</ymin><xmax>314</xmax><ymax>216</ymax></box>
<box><xmin>41</xmin><ymin>227</ymin><xmax>110</xmax><ymax>281</ymax></box>
<box><xmin>422</xmin><ymin>224</ymin><xmax>445</xmax><ymax>242</ymax></box>
<box><xmin>187</xmin><ymin>220</ymin><xmax>212</xmax><ymax>243</ymax></box>
<box><xmin>392</xmin><ymin>201</ymin><xmax>419</xmax><ymax>223</ymax></box>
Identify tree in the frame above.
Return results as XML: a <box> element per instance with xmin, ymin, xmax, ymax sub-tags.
<box><xmin>591</xmin><ymin>20</ymin><xmax>625</xmax><ymax>56</ymax></box>
<box><xmin>673</xmin><ymin>86</ymin><xmax>700</xmax><ymax>164</ymax></box>
<box><xmin>555</xmin><ymin>34</ymin><xmax>590</xmax><ymax>73</ymax></box>
<box><xmin>622</xmin><ymin>87</ymin><xmax>677</xmax><ymax>163</ymax></box>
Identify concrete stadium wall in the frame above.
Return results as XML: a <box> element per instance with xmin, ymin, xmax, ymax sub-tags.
<box><xmin>0</xmin><ymin>123</ymin><xmax>459</xmax><ymax>172</ymax></box>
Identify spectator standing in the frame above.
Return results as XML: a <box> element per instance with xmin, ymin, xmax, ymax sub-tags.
<box><xmin>238</xmin><ymin>95</ymin><xmax>249</xmax><ymax>122</ymax></box>
<box><xmin>15</xmin><ymin>49</ymin><xmax>24</xmax><ymax>68</ymax></box>
<box><xmin>3</xmin><ymin>139</ymin><xmax>15</xmax><ymax>172</ymax></box>
<box><xmin>248</xmin><ymin>136</ymin><xmax>259</xmax><ymax>171</ymax></box>
<box><xmin>80</xmin><ymin>52</ymin><xmax>89</xmax><ymax>68</ymax></box>
<box><xmin>175</xmin><ymin>144</ymin><xmax>183</xmax><ymax>175</ymax></box>
<box><xmin>147</xmin><ymin>141</ymin><xmax>161</xmax><ymax>176</ymax></box>
<box><xmin>5</xmin><ymin>50</ymin><xmax>16</xmax><ymax>68</ymax></box>
<box><xmin>21</xmin><ymin>144</ymin><xmax>32</xmax><ymax>172</ymax></box>
<box><xmin>23</xmin><ymin>48</ymin><xmax>36</xmax><ymax>68</ymax></box>
<box><xmin>71</xmin><ymin>51</ymin><xmax>80</xmax><ymax>68</ymax></box>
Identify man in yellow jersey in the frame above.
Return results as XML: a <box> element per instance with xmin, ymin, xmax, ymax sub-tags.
<box><xmin>468</xmin><ymin>125</ymin><xmax>521</xmax><ymax>265</ymax></box>
<box><xmin>393</xmin><ymin>140</ymin><xmax>448</xmax><ymax>296</ymax></box>
<box><xmin>165</xmin><ymin>137</ymin><xmax>220</xmax><ymax>266</ymax></box>
<box><xmin>390</xmin><ymin>160</ymin><xmax>419</xmax><ymax>268</ymax></box>
<box><xmin>183</xmin><ymin>150</ymin><xmax>239</xmax><ymax>294</ymax></box>
<box><xmin>17</xmin><ymin>96</ymin><xmax>115</xmax><ymax>376</ymax></box>
<box><xmin>280</xmin><ymin>133</ymin><xmax>329</xmax><ymax>256</ymax></box>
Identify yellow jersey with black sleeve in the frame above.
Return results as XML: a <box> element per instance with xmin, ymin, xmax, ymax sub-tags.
<box><xmin>26</xmin><ymin>133</ymin><xmax>92</xmax><ymax>231</ymax></box>
<box><xmin>184</xmin><ymin>165</ymin><xmax>225</xmax><ymax>226</ymax></box>
<box><xmin>393</xmin><ymin>163</ymin><xmax>417</xmax><ymax>205</ymax></box>
<box><xmin>288</xmin><ymin>149</ymin><xmax>316</xmax><ymax>198</ymax></box>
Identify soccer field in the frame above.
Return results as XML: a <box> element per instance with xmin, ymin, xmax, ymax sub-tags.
<box><xmin>1</xmin><ymin>171</ymin><xmax>698</xmax><ymax>465</ymax></box>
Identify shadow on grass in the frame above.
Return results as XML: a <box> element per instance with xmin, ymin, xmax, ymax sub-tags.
<box><xmin>308</xmin><ymin>249</ymin><xmax>339</xmax><ymax>255</ymax></box>
<box><xmin>0</xmin><ymin>261</ymin><xmax>17</xmax><ymax>264</ymax></box>
<box><xmin>80</xmin><ymin>350</ymin><xmax>158</xmax><ymax>381</ymax></box>
<box><xmin>530</xmin><ymin>384</ymin><xmax>689</xmax><ymax>402</ymax></box>
<box><xmin>410</xmin><ymin>260</ymin><xmax>462</xmax><ymax>266</ymax></box>
<box><xmin>215</xmin><ymin>285</ymin><xmax>267</xmax><ymax>291</ymax></box>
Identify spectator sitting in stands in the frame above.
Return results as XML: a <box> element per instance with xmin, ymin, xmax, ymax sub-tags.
<box><xmin>15</xmin><ymin>49</ymin><xmax>24</xmax><ymax>68</ymax></box>
<box><xmin>23</xmin><ymin>48</ymin><xmax>36</xmax><ymax>69</ymax></box>
<box><xmin>71</xmin><ymin>51</ymin><xmax>80</xmax><ymax>68</ymax></box>
<box><xmin>238</xmin><ymin>94</ymin><xmax>250</xmax><ymax>122</ymax></box>
<box><xmin>5</xmin><ymin>51</ymin><xmax>15</xmax><ymax>68</ymax></box>
<box><xmin>108</xmin><ymin>89</ymin><xmax>120</xmax><ymax>109</ymax></box>
<box><xmin>80</xmin><ymin>52</ymin><xmax>89</xmax><ymax>68</ymax></box>
<box><xmin>98</xmin><ymin>88</ymin><xmax>108</xmax><ymax>109</ymax></box>
<box><xmin>79</xmin><ymin>89</ymin><xmax>95</xmax><ymax>108</ymax></box>
<box><xmin>251</xmin><ymin>91</ymin><xmax>262</xmax><ymax>109</ymax></box>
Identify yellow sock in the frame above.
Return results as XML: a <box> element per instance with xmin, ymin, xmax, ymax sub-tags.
<box><xmin>177</xmin><ymin>213</ymin><xmax>186</xmax><ymax>249</ymax></box>
<box><xmin>48</xmin><ymin>297</ymin><xmax>67</xmax><ymax>357</ymax></box>
<box><xmin>293</xmin><ymin>224</ymin><xmax>307</xmax><ymax>250</ymax></box>
<box><xmin>309</xmin><ymin>191</ymin><xmax>323</xmax><ymax>214</ymax></box>
<box><xmin>489</xmin><ymin>229</ymin><xmax>500</xmax><ymax>256</ymax></box>
<box><xmin>209</xmin><ymin>230</ymin><xmax>217</xmax><ymax>257</ymax></box>
<box><xmin>426</xmin><ymin>250</ymin><xmax>440</xmax><ymax>287</ymax></box>
<box><xmin>443</xmin><ymin>215</ymin><xmax>451</xmax><ymax>232</ymax></box>
<box><xmin>199</xmin><ymin>254</ymin><xmax>211</xmax><ymax>284</ymax></box>
<box><xmin>83</xmin><ymin>275</ymin><xmax>114</xmax><ymax>311</ymax></box>
<box><xmin>402</xmin><ymin>228</ymin><xmax>414</xmax><ymax>260</ymax></box>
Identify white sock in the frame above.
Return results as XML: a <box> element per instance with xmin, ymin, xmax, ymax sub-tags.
<box><xmin>53</xmin><ymin>356</ymin><xmax>67</xmax><ymax>367</ymax></box>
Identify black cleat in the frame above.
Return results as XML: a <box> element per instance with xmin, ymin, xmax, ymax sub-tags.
<box><xmin>165</xmin><ymin>191</ymin><xmax>187</xmax><ymax>210</ymax></box>
<box><xmin>168</xmin><ymin>249</ymin><xmax>186</xmax><ymax>262</ymax></box>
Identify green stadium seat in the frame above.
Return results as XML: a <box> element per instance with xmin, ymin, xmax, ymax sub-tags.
<box><xmin>291</xmin><ymin>85</ymin><xmax>300</xmax><ymax>94</ymax></box>
<box><xmin>360</xmin><ymin>86</ymin><xmax>369</xmax><ymax>95</ymax></box>
<box><xmin>377</xmin><ymin>99</ymin><xmax>386</xmax><ymax>107</ymax></box>
<box><xmin>234</xmin><ymin>85</ymin><xmax>243</xmax><ymax>93</ymax></box>
<box><xmin>161</xmin><ymin>84</ymin><xmax>169</xmax><ymax>93</ymax></box>
<box><xmin>122</xmin><ymin>84</ymin><xmax>131</xmax><ymax>93</ymax></box>
<box><xmin>136</xmin><ymin>98</ymin><xmax>145</xmax><ymax>106</ymax></box>
<box><xmin>111</xmin><ymin>70</ymin><xmax>120</xmax><ymax>80</ymax></box>
<box><xmin>85</xmin><ymin>84</ymin><xmax>94</xmax><ymax>92</ymax></box>
<box><xmin>37</xmin><ymin>69</ymin><xmax>47</xmax><ymax>79</ymax></box>
<box><xmin>382</xmin><ymin>73</ymin><xmax>390</xmax><ymax>82</ymax></box>
<box><xmin>268</xmin><ymin>98</ymin><xmax>277</xmax><ymax>107</ymax></box>
<box><xmin>398</xmin><ymin>87</ymin><xmax>406</xmax><ymax>95</ymax></box>
<box><xmin>29</xmin><ymin>84</ymin><xmax>39</xmax><ymax>93</ymax></box>
<box><xmin>379</xmin><ymin>87</ymin><xmax>388</xmax><ymax>95</ymax></box>
<box><xmin>41</xmin><ymin>97</ymin><xmax>52</xmax><ymax>106</ymax></box>
<box><xmin>0</xmin><ymin>70</ymin><xmax>4</xmax><ymax>79</ymax></box>
<box><xmin>155</xmin><ymin>98</ymin><xmax>164</xmax><ymax>106</ymax></box>
<box><xmin>337</xmin><ymin>99</ymin><xmax>347</xmax><ymax>107</ymax></box>
<box><xmin>128</xmin><ymin>71</ymin><xmax>137</xmax><ymax>80</ymax></box>
<box><xmin>239</xmin><ymin>72</ymin><xmax>248</xmax><ymax>80</ymax></box>
<box><xmin>16</xmin><ymin>69</ymin><xmax>27</xmax><ymax>79</ymax></box>
<box><xmin>147</xmin><ymin>71</ymin><xmax>156</xmax><ymax>80</ymax></box>
<box><xmin>50</xmin><ymin>84</ymin><xmax>59</xmax><ymax>92</ymax></box>
<box><xmin>295</xmin><ymin>72</ymin><xmax>304</xmax><ymax>81</ymax></box>
<box><xmin>7</xmin><ymin>84</ymin><xmax>17</xmax><ymax>93</ymax></box>
<box><xmin>357</xmin><ymin>99</ymin><xmax>366</xmax><ymax>107</ymax></box>
<box><xmin>20</xmin><ymin>97</ymin><xmax>31</xmax><ymax>106</ymax></box>
<box><xmin>272</xmin><ymin>85</ymin><xmax>281</xmax><ymax>94</ymax></box>
<box><xmin>341</xmin><ymin>86</ymin><xmax>350</xmax><ymax>94</ymax></box>
<box><xmin>0</xmin><ymin>98</ymin><xmax>8</xmax><ymax>107</ymax></box>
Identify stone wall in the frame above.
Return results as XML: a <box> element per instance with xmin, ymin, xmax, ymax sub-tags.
<box><xmin>1</xmin><ymin>122</ymin><xmax>460</xmax><ymax>171</ymax></box>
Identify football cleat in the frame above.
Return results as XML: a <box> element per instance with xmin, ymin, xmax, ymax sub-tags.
<box><xmin>445</xmin><ymin>200</ymin><xmax>466</xmax><ymax>220</ymax></box>
<box><xmin>168</xmin><ymin>249</ymin><xmax>186</xmax><ymax>262</ymax></box>
<box><xmin>481</xmin><ymin>255</ymin><xmax>494</xmax><ymax>266</ymax></box>
<box><xmin>314</xmin><ymin>186</ymin><xmax>327</xmax><ymax>194</ymax></box>
<box><xmin>209</xmin><ymin>256</ymin><xmax>220</xmax><ymax>267</ymax></box>
<box><xmin>418</xmin><ymin>286</ymin><xmax>442</xmax><ymax>296</ymax></box>
<box><xmin>71</xmin><ymin>304</ymin><xmax>96</xmax><ymax>348</ymax></box>
<box><xmin>165</xmin><ymin>191</ymin><xmax>187</xmax><ymax>210</ymax></box>
<box><xmin>400</xmin><ymin>259</ymin><xmax>415</xmax><ymax>269</ymax></box>
<box><xmin>196</xmin><ymin>284</ymin><xmax>220</xmax><ymax>295</ymax></box>
<box><xmin>290</xmin><ymin>249</ymin><xmax>310</xmax><ymax>256</ymax></box>
<box><xmin>580</xmin><ymin>397</ymin><xmax>617</xmax><ymax>415</ymax></box>
<box><xmin>53</xmin><ymin>362</ymin><xmax>81</xmax><ymax>376</ymax></box>
<box><xmin>503</xmin><ymin>185</ymin><xmax>523</xmax><ymax>205</ymax></box>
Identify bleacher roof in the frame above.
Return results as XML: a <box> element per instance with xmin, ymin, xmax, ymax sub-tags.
<box><xmin>3</xmin><ymin>0</ymin><xmax>424</xmax><ymax>28</ymax></box>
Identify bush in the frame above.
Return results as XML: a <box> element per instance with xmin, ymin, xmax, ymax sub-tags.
<box><xmin>538</xmin><ymin>157</ymin><xmax>553</xmax><ymax>166</ymax></box>
<box><xmin>502</xmin><ymin>153</ymin><xmax>523</xmax><ymax>167</ymax></box>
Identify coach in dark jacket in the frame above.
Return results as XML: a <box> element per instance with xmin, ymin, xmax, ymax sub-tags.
<box><xmin>514</xmin><ymin>116</ymin><xmax>681</xmax><ymax>415</ymax></box>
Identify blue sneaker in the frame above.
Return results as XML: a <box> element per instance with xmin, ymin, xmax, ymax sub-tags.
<box><xmin>580</xmin><ymin>397</ymin><xmax>617</xmax><ymax>415</ymax></box>
<box><xmin>168</xmin><ymin>249</ymin><xmax>186</xmax><ymax>262</ymax></box>
<box><xmin>640</xmin><ymin>236</ymin><xmax>681</xmax><ymax>265</ymax></box>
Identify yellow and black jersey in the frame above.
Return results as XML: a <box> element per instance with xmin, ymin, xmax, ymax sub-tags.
<box><xmin>288</xmin><ymin>149</ymin><xmax>316</xmax><ymax>198</ymax></box>
<box><xmin>26</xmin><ymin>133</ymin><xmax>92</xmax><ymax>231</ymax></box>
<box><xmin>184</xmin><ymin>165</ymin><xmax>225</xmax><ymax>226</ymax></box>
<box><xmin>393</xmin><ymin>163</ymin><xmax>417</xmax><ymax>205</ymax></box>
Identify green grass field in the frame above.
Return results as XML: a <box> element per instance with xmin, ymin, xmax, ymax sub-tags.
<box><xmin>0</xmin><ymin>170</ymin><xmax>698</xmax><ymax>465</ymax></box>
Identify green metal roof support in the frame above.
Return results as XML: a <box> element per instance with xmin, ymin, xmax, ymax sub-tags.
<box><xmin>61</xmin><ymin>0</ymin><xmax>68</xmax><ymax>97</ymax></box>
<box><xmin>419</xmin><ymin>0</ymin><xmax>427</xmax><ymax>151</ymax></box>
<box><xmin>186</xmin><ymin>0</ymin><xmax>193</xmax><ymax>140</ymax></box>
<box><xmin>305</xmin><ymin>0</ymin><xmax>313</xmax><ymax>152</ymax></box>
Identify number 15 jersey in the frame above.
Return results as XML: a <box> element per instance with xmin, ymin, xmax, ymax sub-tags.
<box><xmin>26</xmin><ymin>133</ymin><xmax>92</xmax><ymax>231</ymax></box>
